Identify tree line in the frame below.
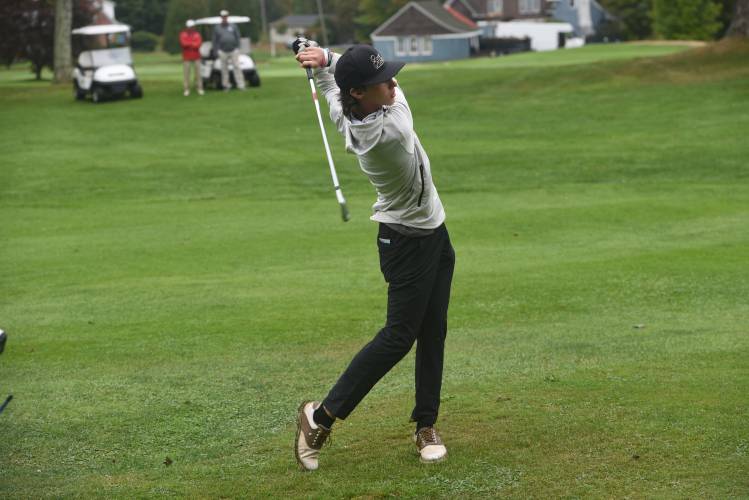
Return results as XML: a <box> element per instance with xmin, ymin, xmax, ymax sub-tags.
<box><xmin>158</xmin><ymin>0</ymin><xmax>409</xmax><ymax>53</ymax></box>
<box><xmin>598</xmin><ymin>0</ymin><xmax>741</xmax><ymax>40</ymax></box>
<box><xmin>2</xmin><ymin>0</ymin><xmax>747</xmax><ymax>80</ymax></box>
<box><xmin>124</xmin><ymin>0</ymin><xmax>749</xmax><ymax>50</ymax></box>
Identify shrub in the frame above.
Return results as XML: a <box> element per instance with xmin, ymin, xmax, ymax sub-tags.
<box><xmin>652</xmin><ymin>0</ymin><xmax>723</xmax><ymax>40</ymax></box>
<box><xmin>131</xmin><ymin>30</ymin><xmax>160</xmax><ymax>52</ymax></box>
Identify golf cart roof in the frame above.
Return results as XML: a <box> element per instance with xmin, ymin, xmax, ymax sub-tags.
<box><xmin>72</xmin><ymin>24</ymin><xmax>131</xmax><ymax>36</ymax></box>
<box><xmin>194</xmin><ymin>16</ymin><xmax>250</xmax><ymax>25</ymax></box>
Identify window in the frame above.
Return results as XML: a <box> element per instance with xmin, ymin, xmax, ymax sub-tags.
<box><xmin>519</xmin><ymin>0</ymin><xmax>541</xmax><ymax>14</ymax></box>
<box><xmin>487</xmin><ymin>0</ymin><xmax>503</xmax><ymax>15</ymax></box>
<box><xmin>410</xmin><ymin>36</ymin><xmax>419</xmax><ymax>55</ymax></box>
<box><xmin>396</xmin><ymin>37</ymin><xmax>408</xmax><ymax>56</ymax></box>
<box><xmin>421</xmin><ymin>37</ymin><xmax>433</xmax><ymax>55</ymax></box>
<box><xmin>394</xmin><ymin>36</ymin><xmax>432</xmax><ymax>57</ymax></box>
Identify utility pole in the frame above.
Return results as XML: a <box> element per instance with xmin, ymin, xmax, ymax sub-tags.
<box><xmin>262</xmin><ymin>0</ymin><xmax>275</xmax><ymax>57</ymax></box>
<box><xmin>316</xmin><ymin>0</ymin><xmax>329</xmax><ymax>47</ymax></box>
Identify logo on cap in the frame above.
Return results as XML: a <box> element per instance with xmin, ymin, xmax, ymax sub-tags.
<box><xmin>370</xmin><ymin>54</ymin><xmax>384</xmax><ymax>70</ymax></box>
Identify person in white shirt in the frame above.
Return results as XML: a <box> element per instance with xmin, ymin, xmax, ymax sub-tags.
<box><xmin>293</xmin><ymin>43</ymin><xmax>455</xmax><ymax>470</ymax></box>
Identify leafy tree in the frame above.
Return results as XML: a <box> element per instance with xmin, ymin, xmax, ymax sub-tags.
<box><xmin>162</xmin><ymin>0</ymin><xmax>210</xmax><ymax>54</ymax></box>
<box><xmin>714</xmin><ymin>0</ymin><xmax>737</xmax><ymax>36</ymax></box>
<box><xmin>651</xmin><ymin>0</ymin><xmax>723</xmax><ymax>40</ymax></box>
<box><xmin>275</xmin><ymin>0</ymin><xmax>317</xmax><ymax>14</ymax></box>
<box><xmin>131</xmin><ymin>30</ymin><xmax>161</xmax><ymax>51</ymax></box>
<box><xmin>23</xmin><ymin>0</ymin><xmax>55</xmax><ymax>80</ymax></box>
<box><xmin>355</xmin><ymin>0</ymin><xmax>408</xmax><ymax>42</ymax></box>
<box><xmin>163</xmin><ymin>0</ymin><xmax>271</xmax><ymax>54</ymax></box>
<box><xmin>328</xmin><ymin>0</ymin><xmax>361</xmax><ymax>44</ymax></box>
<box><xmin>0</xmin><ymin>0</ymin><xmax>29</xmax><ymax>67</ymax></box>
<box><xmin>597</xmin><ymin>0</ymin><xmax>653</xmax><ymax>40</ymax></box>
<box><xmin>116</xmin><ymin>0</ymin><xmax>170</xmax><ymax>35</ymax></box>
<box><xmin>0</xmin><ymin>0</ymin><xmax>94</xmax><ymax>79</ymax></box>
<box><xmin>217</xmin><ymin>0</ymin><xmax>262</xmax><ymax>41</ymax></box>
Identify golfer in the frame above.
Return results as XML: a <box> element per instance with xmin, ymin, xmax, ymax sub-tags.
<box><xmin>294</xmin><ymin>43</ymin><xmax>455</xmax><ymax>470</ymax></box>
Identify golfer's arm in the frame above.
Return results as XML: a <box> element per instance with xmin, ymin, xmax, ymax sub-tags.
<box><xmin>314</xmin><ymin>52</ymin><xmax>346</xmax><ymax>133</ymax></box>
<box><xmin>388</xmin><ymin>87</ymin><xmax>414</xmax><ymax>130</ymax></box>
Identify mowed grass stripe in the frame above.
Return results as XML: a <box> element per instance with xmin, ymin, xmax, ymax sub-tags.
<box><xmin>1</xmin><ymin>42</ymin><xmax>748</xmax><ymax>497</ymax></box>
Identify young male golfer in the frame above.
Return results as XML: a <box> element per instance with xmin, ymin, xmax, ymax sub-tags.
<box><xmin>294</xmin><ymin>43</ymin><xmax>455</xmax><ymax>470</ymax></box>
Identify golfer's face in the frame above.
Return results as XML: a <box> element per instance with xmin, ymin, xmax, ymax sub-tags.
<box><xmin>365</xmin><ymin>79</ymin><xmax>397</xmax><ymax>107</ymax></box>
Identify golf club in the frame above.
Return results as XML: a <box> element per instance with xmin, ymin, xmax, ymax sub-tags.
<box><xmin>0</xmin><ymin>329</ymin><xmax>11</xmax><ymax>415</ymax></box>
<box><xmin>293</xmin><ymin>37</ymin><xmax>350</xmax><ymax>222</ymax></box>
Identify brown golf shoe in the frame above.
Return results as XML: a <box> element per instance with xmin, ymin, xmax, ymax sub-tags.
<box><xmin>294</xmin><ymin>401</ymin><xmax>331</xmax><ymax>471</ymax></box>
<box><xmin>413</xmin><ymin>426</ymin><xmax>447</xmax><ymax>463</ymax></box>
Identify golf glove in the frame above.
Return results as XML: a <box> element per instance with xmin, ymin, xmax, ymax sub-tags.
<box><xmin>292</xmin><ymin>37</ymin><xmax>319</xmax><ymax>55</ymax></box>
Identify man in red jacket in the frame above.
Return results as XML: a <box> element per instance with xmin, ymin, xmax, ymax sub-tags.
<box><xmin>180</xmin><ymin>20</ymin><xmax>203</xmax><ymax>96</ymax></box>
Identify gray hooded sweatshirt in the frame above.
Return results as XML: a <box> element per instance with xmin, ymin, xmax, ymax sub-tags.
<box><xmin>314</xmin><ymin>53</ymin><xmax>445</xmax><ymax>230</ymax></box>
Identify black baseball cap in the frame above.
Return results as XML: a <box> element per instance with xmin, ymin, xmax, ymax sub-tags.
<box><xmin>334</xmin><ymin>45</ymin><xmax>405</xmax><ymax>93</ymax></box>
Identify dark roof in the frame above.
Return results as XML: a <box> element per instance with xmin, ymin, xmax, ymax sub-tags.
<box><xmin>446</xmin><ymin>0</ymin><xmax>486</xmax><ymax>16</ymax></box>
<box><xmin>418</xmin><ymin>1</ymin><xmax>477</xmax><ymax>30</ymax></box>
<box><xmin>465</xmin><ymin>0</ymin><xmax>487</xmax><ymax>15</ymax></box>
<box><xmin>271</xmin><ymin>15</ymin><xmax>318</xmax><ymax>27</ymax></box>
<box><xmin>373</xmin><ymin>1</ymin><xmax>478</xmax><ymax>37</ymax></box>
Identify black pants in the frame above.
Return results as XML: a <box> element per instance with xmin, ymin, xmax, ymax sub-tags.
<box><xmin>323</xmin><ymin>223</ymin><xmax>455</xmax><ymax>427</ymax></box>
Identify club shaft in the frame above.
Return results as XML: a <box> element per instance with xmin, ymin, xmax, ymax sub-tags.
<box><xmin>0</xmin><ymin>395</ymin><xmax>12</xmax><ymax>414</ymax></box>
<box><xmin>307</xmin><ymin>77</ymin><xmax>346</xmax><ymax>206</ymax></box>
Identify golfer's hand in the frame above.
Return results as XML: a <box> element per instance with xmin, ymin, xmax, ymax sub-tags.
<box><xmin>296</xmin><ymin>46</ymin><xmax>326</xmax><ymax>69</ymax></box>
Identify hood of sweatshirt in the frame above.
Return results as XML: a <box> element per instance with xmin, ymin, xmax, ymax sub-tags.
<box><xmin>344</xmin><ymin>107</ymin><xmax>415</xmax><ymax>158</ymax></box>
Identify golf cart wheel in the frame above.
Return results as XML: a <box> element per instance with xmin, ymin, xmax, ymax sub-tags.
<box><xmin>212</xmin><ymin>72</ymin><xmax>223</xmax><ymax>90</ymax></box>
<box><xmin>73</xmin><ymin>81</ymin><xmax>86</xmax><ymax>100</ymax></box>
<box><xmin>248</xmin><ymin>71</ymin><xmax>260</xmax><ymax>87</ymax></box>
<box><xmin>91</xmin><ymin>86</ymin><xmax>103</xmax><ymax>104</ymax></box>
<box><xmin>130</xmin><ymin>83</ymin><xmax>143</xmax><ymax>99</ymax></box>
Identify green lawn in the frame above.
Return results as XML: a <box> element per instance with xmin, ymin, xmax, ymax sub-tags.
<box><xmin>1</xmin><ymin>42</ymin><xmax>748</xmax><ymax>498</ymax></box>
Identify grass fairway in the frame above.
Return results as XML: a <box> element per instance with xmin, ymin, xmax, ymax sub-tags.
<box><xmin>1</xmin><ymin>42</ymin><xmax>748</xmax><ymax>497</ymax></box>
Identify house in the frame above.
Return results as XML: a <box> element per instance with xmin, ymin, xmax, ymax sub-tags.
<box><xmin>445</xmin><ymin>0</ymin><xmax>556</xmax><ymax>22</ymax></box>
<box><xmin>371</xmin><ymin>1</ymin><xmax>482</xmax><ymax>62</ymax></box>
<box><xmin>444</xmin><ymin>0</ymin><xmax>610</xmax><ymax>38</ymax></box>
<box><xmin>444</xmin><ymin>0</ymin><xmax>568</xmax><ymax>52</ymax></box>
<box><xmin>487</xmin><ymin>21</ymin><xmax>575</xmax><ymax>51</ymax></box>
<box><xmin>551</xmin><ymin>0</ymin><xmax>611</xmax><ymax>38</ymax></box>
<box><xmin>270</xmin><ymin>15</ymin><xmax>319</xmax><ymax>53</ymax></box>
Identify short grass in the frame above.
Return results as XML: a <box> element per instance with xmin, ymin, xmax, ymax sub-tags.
<box><xmin>1</xmin><ymin>42</ymin><xmax>748</xmax><ymax>498</ymax></box>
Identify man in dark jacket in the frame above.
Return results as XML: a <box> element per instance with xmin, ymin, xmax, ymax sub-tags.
<box><xmin>212</xmin><ymin>10</ymin><xmax>245</xmax><ymax>91</ymax></box>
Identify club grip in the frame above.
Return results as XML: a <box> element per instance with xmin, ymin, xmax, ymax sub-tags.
<box><xmin>306</xmin><ymin>67</ymin><xmax>313</xmax><ymax>79</ymax></box>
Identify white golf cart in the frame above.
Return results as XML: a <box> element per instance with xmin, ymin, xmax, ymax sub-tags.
<box><xmin>194</xmin><ymin>16</ymin><xmax>261</xmax><ymax>89</ymax></box>
<box><xmin>72</xmin><ymin>24</ymin><xmax>143</xmax><ymax>103</ymax></box>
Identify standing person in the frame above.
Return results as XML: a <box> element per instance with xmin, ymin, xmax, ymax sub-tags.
<box><xmin>179</xmin><ymin>20</ymin><xmax>203</xmax><ymax>96</ymax></box>
<box><xmin>212</xmin><ymin>10</ymin><xmax>245</xmax><ymax>91</ymax></box>
<box><xmin>293</xmin><ymin>42</ymin><xmax>455</xmax><ymax>471</ymax></box>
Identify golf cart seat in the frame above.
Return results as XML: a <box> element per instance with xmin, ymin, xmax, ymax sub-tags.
<box><xmin>77</xmin><ymin>52</ymin><xmax>94</xmax><ymax>69</ymax></box>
